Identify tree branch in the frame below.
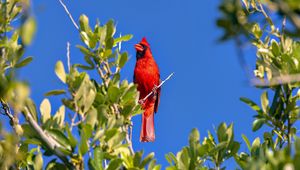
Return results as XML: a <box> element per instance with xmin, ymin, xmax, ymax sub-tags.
<box><xmin>123</xmin><ymin>125</ymin><xmax>134</xmax><ymax>155</ymax></box>
<box><xmin>23</xmin><ymin>107</ymin><xmax>74</xmax><ymax>168</ymax></box>
<box><xmin>58</xmin><ymin>0</ymin><xmax>79</xmax><ymax>31</ymax></box>
<box><xmin>251</xmin><ymin>73</ymin><xmax>300</xmax><ymax>87</ymax></box>
<box><xmin>0</xmin><ymin>99</ymin><xmax>14</xmax><ymax>124</ymax></box>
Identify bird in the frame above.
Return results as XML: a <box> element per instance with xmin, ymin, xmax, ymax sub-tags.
<box><xmin>134</xmin><ymin>37</ymin><xmax>161</xmax><ymax>142</ymax></box>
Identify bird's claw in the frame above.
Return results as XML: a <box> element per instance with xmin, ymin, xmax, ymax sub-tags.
<box><xmin>139</xmin><ymin>99</ymin><xmax>145</xmax><ymax>104</ymax></box>
<box><xmin>152</xmin><ymin>85</ymin><xmax>158</xmax><ymax>95</ymax></box>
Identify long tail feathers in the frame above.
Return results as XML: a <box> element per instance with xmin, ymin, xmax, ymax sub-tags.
<box><xmin>140</xmin><ymin>104</ymin><xmax>155</xmax><ymax>142</ymax></box>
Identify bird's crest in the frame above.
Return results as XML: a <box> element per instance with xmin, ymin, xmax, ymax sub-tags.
<box><xmin>140</xmin><ymin>37</ymin><xmax>150</xmax><ymax>47</ymax></box>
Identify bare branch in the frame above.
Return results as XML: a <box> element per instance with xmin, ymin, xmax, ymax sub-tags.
<box><xmin>140</xmin><ymin>72</ymin><xmax>175</xmax><ymax>103</ymax></box>
<box><xmin>23</xmin><ymin>107</ymin><xmax>74</xmax><ymax>168</ymax></box>
<box><xmin>95</xmin><ymin>63</ymin><xmax>109</xmax><ymax>87</ymax></box>
<box><xmin>129</xmin><ymin>121</ymin><xmax>133</xmax><ymax>142</ymax></box>
<box><xmin>58</xmin><ymin>0</ymin><xmax>79</xmax><ymax>31</ymax></box>
<box><xmin>0</xmin><ymin>99</ymin><xmax>14</xmax><ymax>123</ymax></box>
<box><xmin>123</xmin><ymin>125</ymin><xmax>134</xmax><ymax>155</ymax></box>
<box><xmin>67</xmin><ymin>42</ymin><xmax>71</xmax><ymax>72</ymax></box>
<box><xmin>251</xmin><ymin>73</ymin><xmax>300</xmax><ymax>86</ymax></box>
<box><xmin>0</xmin><ymin>99</ymin><xmax>20</xmax><ymax>134</ymax></box>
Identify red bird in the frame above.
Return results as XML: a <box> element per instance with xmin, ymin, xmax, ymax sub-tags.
<box><xmin>134</xmin><ymin>37</ymin><xmax>161</xmax><ymax>142</ymax></box>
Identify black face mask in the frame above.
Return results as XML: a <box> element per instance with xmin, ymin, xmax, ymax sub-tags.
<box><xmin>136</xmin><ymin>44</ymin><xmax>147</xmax><ymax>59</ymax></box>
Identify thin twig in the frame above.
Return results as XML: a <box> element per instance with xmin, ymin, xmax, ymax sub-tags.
<box><xmin>123</xmin><ymin>125</ymin><xmax>134</xmax><ymax>155</ymax></box>
<box><xmin>140</xmin><ymin>72</ymin><xmax>175</xmax><ymax>103</ymax></box>
<box><xmin>275</xmin><ymin>0</ymin><xmax>300</xmax><ymax>31</ymax></box>
<box><xmin>129</xmin><ymin>121</ymin><xmax>133</xmax><ymax>142</ymax></box>
<box><xmin>0</xmin><ymin>99</ymin><xmax>14</xmax><ymax>123</ymax></box>
<box><xmin>72</xmin><ymin>116</ymin><xmax>86</xmax><ymax>127</ymax></box>
<box><xmin>96</xmin><ymin>63</ymin><xmax>109</xmax><ymax>87</ymax></box>
<box><xmin>118</xmin><ymin>33</ymin><xmax>122</xmax><ymax>51</ymax></box>
<box><xmin>58</xmin><ymin>0</ymin><xmax>79</xmax><ymax>31</ymax></box>
<box><xmin>67</xmin><ymin>42</ymin><xmax>71</xmax><ymax>72</ymax></box>
<box><xmin>104</xmin><ymin>159</ymin><xmax>108</xmax><ymax>168</ymax></box>
<box><xmin>70</xmin><ymin>112</ymin><xmax>77</xmax><ymax>131</ymax></box>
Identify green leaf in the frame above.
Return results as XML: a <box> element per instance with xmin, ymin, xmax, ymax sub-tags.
<box><xmin>46</xmin><ymin>129</ymin><xmax>71</xmax><ymax>151</ymax></box>
<box><xmin>165</xmin><ymin>153</ymin><xmax>176</xmax><ymax>165</ymax></box>
<box><xmin>74</xmin><ymin>63</ymin><xmax>94</xmax><ymax>70</ymax></box>
<box><xmin>251</xmin><ymin>23</ymin><xmax>262</xmax><ymax>39</ymax></box>
<box><xmin>55</xmin><ymin>60</ymin><xmax>66</xmax><ymax>83</ymax></box>
<box><xmin>242</xmin><ymin>134</ymin><xmax>251</xmax><ymax>151</ymax></box>
<box><xmin>44</xmin><ymin>89</ymin><xmax>66</xmax><ymax>96</ymax></box>
<box><xmin>88</xmin><ymin>159</ymin><xmax>97</xmax><ymax>170</ymax></box>
<box><xmin>76</xmin><ymin>45</ymin><xmax>94</xmax><ymax>56</ymax></box>
<box><xmin>86</xmin><ymin>107</ymin><xmax>97</xmax><ymax>128</ymax></box>
<box><xmin>211</xmin><ymin>141</ymin><xmax>227</xmax><ymax>153</ymax></box>
<box><xmin>15</xmin><ymin>56</ymin><xmax>33</xmax><ymax>68</ymax></box>
<box><xmin>261</xmin><ymin>91</ymin><xmax>269</xmax><ymax>113</ymax></box>
<box><xmin>118</xmin><ymin>52</ymin><xmax>128</xmax><ymax>68</ymax></box>
<box><xmin>114</xmin><ymin>34</ymin><xmax>133</xmax><ymax>46</ymax></box>
<box><xmin>84</xmin><ymin>55</ymin><xmax>95</xmax><ymax>68</ymax></box>
<box><xmin>189</xmin><ymin>128</ymin><xmax>200</xmax><ymax>145</ymax></box>
<box><xmin>230</xmin><ymin>141</ymin><xmax>240</xmax><ymax>156</ymax></box>
<box><xmin>240</xmin><ymin>97</ymin><xmax>263</xmax><ymax>115</ymax></box>
<box><xmin>22</xmin><ymin>124</ymin><xmax>38</xmax><ymax>138</ymax></box>
<box><xmin>148</xmin><ymin>159</ymin><xmax>159</xmax><ymax>170</ymax></box>
<box><xmin>46</xmin><ymin>159</ymin><xmax>67</xmax><ymax>170</ymax></box>
<box><xmin>79</xmin><ymin>14</ymin><xmax>90</xmax><ymax>32</ymax></box>
<box><xmin>177</xmin><ymin>148</ymin><xmax>190</xmax><ymax>169</ymax></box>
<box><xmin>94</xmin><ymin>147</ymin><xmax>104</xmax><ymax>170</ymax></box>
<box><xmin>140</xmin><ymin>152</ymin><xmax>155</xmax><ymax>168</ymax></box>
<box><xmin>25</xmin><ymin>99</ymin><xmax>38</xmax><ymax>121</ymax></box>
<box><xmin>79</xmin><ymin>128</ymin><xmax>89</xmax><ymax>156</ymax></box>
<box><xmin>40</xmin><ymin>98</ymin><xmax>51</xmax><ymax>124</ymax></box>
<box><xmin>107</xmin><ymin>85</ymin><xmax>121</xmax><ymax>103</ymax></box>
<box><xmin>133</xmin><ymin>151</ymin><xmax>143</xmax><ymax>167</ymax></box>
<box><xmin>252</xmin><ymin>119</ymin><xmax>265</xmax><ymax>132</ymax></box>
<box><xmin>80</xmin><ymin>31</ymin><xmax>90</xmax><ymax>48</ymax></box>
<box><xmin>53</xmin><ymin>105</ymin><xmax>65</xmax><ymax>128</ymax></box>
<box><xmin>217</xmin><ymin>122</ymin><xmax>227</xmax><ymax>142</ymax></box>
<box><xmin>34</xmin><ymin>151</ymin><xmax>43</xmax><ymax>170</ymax></box>
<box><xmin>21</xmin><ymin>17</ymin><xmax>36</xmax><ymax>45</ymax></box>
<box><xmin>105</xmin><ymin>20</ymin><xmax>116</xmax><ymax>39</ymax></box>
<box><xmin>252</xmin><ymin>137</ymin><xmax>261</xmax><ymax>148</ymax></box>
<box><xmin>107</xmin><ymin>158</ymin><xmax>122</xmax><ymax>170</ymax></box>
<box><xmin>66</xmin><ymin>124</ymin><xmax>77</xmax><ymax>148</ymax></box>
<box><xmin>271</xmin><ymin>39</ymin><xmax>280</xmax><ymax>56</ymax></box>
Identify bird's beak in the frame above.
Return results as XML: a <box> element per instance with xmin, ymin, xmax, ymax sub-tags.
<box><xmin>135</xmin><ymin>44</ymin><xmax>144</xmax><ymax>52</ymax></box>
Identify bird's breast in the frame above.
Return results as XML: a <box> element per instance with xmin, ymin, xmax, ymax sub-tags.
<box><xmin>134</xmin><ymin>58</ymin><xmax>160</xmax><ymax>98</ymax></box>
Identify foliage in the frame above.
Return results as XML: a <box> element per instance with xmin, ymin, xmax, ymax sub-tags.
<box><xmin>217</xmin><ymin>0</ymin><xmax>300</xmax><ymax>169</ymax></box>
<box><xmin>2</xmin><ymin>0</ymin><xmax>300</xmax><ymax>169</ymax></box>
<box><xmin>166</xmin><ymin>123</ymin><xmax>240</xmax><ymax>170</ymax></box>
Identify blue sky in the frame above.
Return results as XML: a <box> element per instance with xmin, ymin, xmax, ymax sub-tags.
<box><xmin>13</xmin><ymin>0</ymin><xmax>266</xmax><ymax>168</ymax></box>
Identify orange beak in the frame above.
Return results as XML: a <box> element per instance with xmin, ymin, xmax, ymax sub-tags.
<box><xmin>135</xmin><ymin>44</ymin><xmax>144</xmax><ymax>52</ymax></box>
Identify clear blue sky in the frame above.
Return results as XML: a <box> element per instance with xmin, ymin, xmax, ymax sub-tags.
<box><xmin>15</xmin><ymin>0</ymin><xmax>265</xmax><ymax>168</ymax></box>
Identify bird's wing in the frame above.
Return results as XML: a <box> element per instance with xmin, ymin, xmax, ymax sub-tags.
<box><xmin>154</xmin><ymin>80</ymin><xmax>161</xmax><ymax>113</ymax></box>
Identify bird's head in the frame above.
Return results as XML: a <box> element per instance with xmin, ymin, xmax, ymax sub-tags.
<box><xmin>135</xmin><ymin>37</ymin><xmax>151</xmax><ymax>59</ymax></box>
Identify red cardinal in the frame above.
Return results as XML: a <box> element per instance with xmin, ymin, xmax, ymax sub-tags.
<box><xmin>134</xmin><ymin>37</ymin><xmax>161</xmax><ymax>142</ymax></box>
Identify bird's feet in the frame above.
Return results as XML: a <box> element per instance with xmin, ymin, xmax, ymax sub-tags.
<box><xmin>152</xmin><ymin>84</ymin><xmax>158</xmax><ymax>95</ymax></box>
<box><xmin>139</xmin><ymin>99</ymin><xmax>145</xmax><ymax>105</ymax></box>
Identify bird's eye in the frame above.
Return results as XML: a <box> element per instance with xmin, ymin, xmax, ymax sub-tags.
<box><xmin>141</xmin><ymin>44</ymin><xmax>147</xmax><ymax>51</ymax></box>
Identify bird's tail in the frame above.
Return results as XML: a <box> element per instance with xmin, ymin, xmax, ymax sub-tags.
<box><xmin>140</xmin><ymin>104</ymin><xmax>155</xmax><ymax>142</ymax></box>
